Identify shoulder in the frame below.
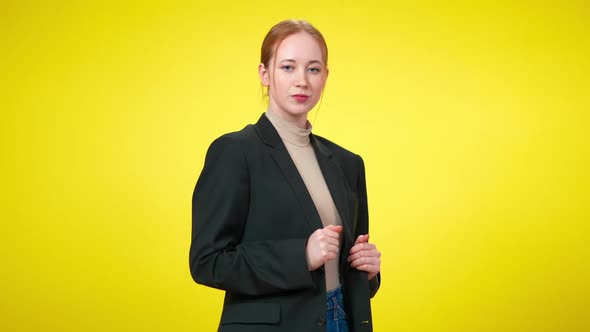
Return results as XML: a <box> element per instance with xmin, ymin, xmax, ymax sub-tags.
<box><xmin>204</xmin><ymin>124</ymin><xmax>259</xmax><ymax>162</ymax></box>
<box><xmin>208</xmin><ymin>124</ymin><xmax>258</xmax><ymax>149</ymax></box>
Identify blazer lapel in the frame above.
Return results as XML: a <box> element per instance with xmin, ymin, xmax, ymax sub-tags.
<box><xmin>253</xmin><ymin>113</ymin><xmax>355</xmax><ymax>243</ymax></box>
<box><xmin>311</xmin><ymin>136</ymin><xmax>355</xmax><ymax>245</ymax></box>
<box><xmin>254</xmin><ymin>114</ymin><xmax>324</xmax><ymax>232</ymax></box>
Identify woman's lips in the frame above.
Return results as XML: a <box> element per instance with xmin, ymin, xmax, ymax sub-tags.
<box><xmin>292</xmin><ymin>94</ymin><xmax>309</xmax><ymax>102</ymax></box>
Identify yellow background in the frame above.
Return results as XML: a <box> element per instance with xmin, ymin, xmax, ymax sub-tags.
<box><xmin>2</xmin><ymin>1</ymin><xmax>589</xmax><ymax>331</ymax></box>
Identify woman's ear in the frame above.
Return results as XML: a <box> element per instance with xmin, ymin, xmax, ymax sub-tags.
<box><xmin>258</xmin><ymin>63</ymin><xmax>270</xmax><ymax>87</ymax></box>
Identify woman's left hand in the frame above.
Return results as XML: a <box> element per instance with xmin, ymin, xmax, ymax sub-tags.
<box><xmin>348</xmin><ymin>234</ymin><xmax>381</xmax><ymax>280</ymax></box>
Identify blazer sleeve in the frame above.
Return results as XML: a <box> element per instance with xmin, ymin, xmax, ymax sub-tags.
<box><xmin>356</xmin><ymin>155</ymin><xmax>381</xmax><ymax>298</ymax></box>
<box><xmin>189</xmin><ymin>135</ymin><xmax>315</xmax><ymax>296</ymax></box>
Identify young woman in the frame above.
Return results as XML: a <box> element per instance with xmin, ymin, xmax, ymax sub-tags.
<box><xmin>190</xmin><ymin>19</ymin><xmax>381</xmax><ymax>332</ymax></box>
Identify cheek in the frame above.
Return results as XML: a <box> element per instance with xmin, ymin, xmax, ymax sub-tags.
<box><xmin>274</xmin><ymin>77</ymin><xmax>291</xmax><ymax>91</ymax></box>
<box><xmin>311</xmin><ymin>76</ymin><xmax>327</xmax><ymax>91</ymax></box>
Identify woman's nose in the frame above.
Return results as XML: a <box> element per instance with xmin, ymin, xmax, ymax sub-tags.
<box><xmin>294</xmin><ymin>70</ymin><xmax>308</xmax><ymax>87</ymax></box>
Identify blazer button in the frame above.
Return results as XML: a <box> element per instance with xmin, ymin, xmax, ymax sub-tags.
<box><xmin>317</xmin><ymin>317</ymin><xmax>326</xmax><ymax>326</ymax></box>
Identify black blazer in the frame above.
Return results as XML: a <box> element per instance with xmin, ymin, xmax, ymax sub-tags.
<box><xmin>190</xmin><ymin>114</ymin><xmax>380</xmax><ymax>332</ymax></box>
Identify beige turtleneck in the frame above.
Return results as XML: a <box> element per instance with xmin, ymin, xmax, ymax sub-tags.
<box><xmin>265</xmin><ymin>110</ymin><xmax>343</xmax><ymax>292</ymax></box>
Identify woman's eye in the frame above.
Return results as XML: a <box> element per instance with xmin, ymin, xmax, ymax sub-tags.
<box><xmin>308</xmin><ymin>67</ymin><xmax>321</xmax><ymax>73</ymax></box>
<box><xmin>281</xmin><ymin>65</ymin><xmax>294</xmax><ymax>71</ymax></box>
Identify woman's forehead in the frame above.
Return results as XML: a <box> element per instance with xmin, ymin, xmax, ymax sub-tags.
<box><xmin>274</xmin><ymin>32</ymin><xmax>324</xmax><ymax>64</ymax></box>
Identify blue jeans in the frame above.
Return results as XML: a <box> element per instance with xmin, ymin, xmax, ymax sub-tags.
<box><xmin>326</xmin><ymin>287</ymin><xmax>350</xmax><ymax>332</ymax></box>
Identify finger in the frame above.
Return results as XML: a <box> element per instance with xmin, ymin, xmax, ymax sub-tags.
<box><xmin>322</xmin><ymin>242</ymin><xmax>340</xmax><ymax>252</ymax></box>
<box><xmin>348</xmin><ymin>249</ymin><xmax>381</xmax><ymax>263</ymax></box>
<box><xmin>321</xmin><ymin>229</ymin><xmax>342</xmax><ymax>239</ymax></box>
<box><xmin>349</xmin><ymin>244</ymin><xmax>361</xmax><ymax>255</ymax></box>
<box><xmin>348</xmin><ymin>250</ymin><xmax>381</xmax><ymax>262</ymax></box>
<box><xmin>355</xmin><ymin>263</ymin><xmax>380</xmax><ymax>275</ymax></box>
<box><xmin>355</xmin><ymin>234</ymin><xmax>369</xmax><ymax>245</ymax></box>
<box><xmin>349</xmin><ymin>254</ymin><xmax>376</xmax><ymax>265</ymax></box>
<box><xmin>315</xmin><ymin>231</ymin><xmax>339</xmax><ymax>243</ymax></box>
<box><xmin>324</xmin><ymin>251</ymin><xmax>338</xmax><ymax>261</ymax></box>
<box><xmin>320</xmin><ymin>250</ymin><xmax>338</xmax><ymax>261</ymax></box>
<box><xmin>349</xmin><ymin>242</ymin><xmax>376</xmax><ymax>255</ymax></box>
<box><xmin>347</xmin><ymin>248</ymin><xmax>366</xmax><ymax>262</ymax></box>
<box><xmin>325</xmin><ymin>224</ymin><xmax>342</xmax><ymax>231</ymax></box>
<box><xmin>347</xmin><ymin>250</ymin><xmax>365</xmax><ymax>263</ymax></box>
<box><xmin>321</xmin><ymin>245</ymin><xmax>340</xmax><ymax>258</ymax></box>
<box><xmin>319</xmin><ymin>234</ymin><xmax>340</xmax><ymax>246</ymax></box>
<box><xmin>351</xmin><ymin>258</ymin><xmax>375</xmax><ymax>270</ymax></box>
<box><xmin>312</xmin><ymin>226</ymin><xmax>340</xmax><ymax>237</ymax></box>
<box><xmin>350</xmin><ymin>257</ymin><xmax>380</xmax><ymax>270</ymax></box>
<box><xmin>325</xmin><ymin>225</ymin><xmax>343</xmax><ymax>233</ymax></box>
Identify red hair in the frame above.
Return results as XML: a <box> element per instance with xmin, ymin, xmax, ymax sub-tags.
<box><xmin>260</xmin><ymin>19</ymin><xmax>328</xmax><ymax>68</ymax></box>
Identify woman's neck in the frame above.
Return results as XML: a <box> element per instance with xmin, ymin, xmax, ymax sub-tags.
<box><xmin>266</xmin><ymin>107</ymin><xmax>309</xmax><ymax>129</ymax></box>
<box><xmin>265</xmin><ymin>109</ymin><xmax>312</xmax><ymax>147</ymax></box>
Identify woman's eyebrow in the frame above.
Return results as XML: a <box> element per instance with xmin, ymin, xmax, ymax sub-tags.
<box><xmin>278</xmin><ymin>58</ymin><xmax>323</xmax><ymax>65</ymax></box>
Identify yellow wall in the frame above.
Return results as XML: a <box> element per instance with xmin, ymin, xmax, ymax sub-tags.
<box><xmin>2</xmin><ymin>1</ymin><xmax>588</xmax><ymax>331</ymax></box>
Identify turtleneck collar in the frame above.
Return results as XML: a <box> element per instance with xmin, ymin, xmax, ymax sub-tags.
<box><xmin>265</xmin><ymin>109</ymin><xmax>312</xmax><ymax>147</ymax></box>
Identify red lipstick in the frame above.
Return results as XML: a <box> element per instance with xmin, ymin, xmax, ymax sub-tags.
<box><xmin>292</xmin><ymin>94</ymin><xmax>309</xmax><ymax>102</ymax></box>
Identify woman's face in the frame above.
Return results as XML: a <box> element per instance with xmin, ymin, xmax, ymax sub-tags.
<box><xmin>259</xmin><ymin>32</ymin><xmax>328</xmax><ymax>125</ymax></box>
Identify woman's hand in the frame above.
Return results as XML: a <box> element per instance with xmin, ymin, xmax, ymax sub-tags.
<box><xmin>348</xmin><ymin>234</ymin><xmax>381</xmax><ymax>280</ymax></box>
<box><xmin>306</xmin><ymin>225</ymin><xmax>342</xmax><ymax>271</ymax></box>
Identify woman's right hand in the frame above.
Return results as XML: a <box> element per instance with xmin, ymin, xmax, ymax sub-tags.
<box><xmin>305</xmin><ymin>225</ymin><xmax>342</xmax><ymax>271</ymax></box>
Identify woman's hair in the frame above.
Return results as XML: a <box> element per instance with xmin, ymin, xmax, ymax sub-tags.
<box><xmin>261</xmin><ymin>19</ymin><xmax>328</xmax><ymax>69</ymax></box>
